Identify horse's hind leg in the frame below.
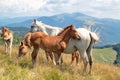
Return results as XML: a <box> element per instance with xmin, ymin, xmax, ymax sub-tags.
<box><xmin>31</xmin><ymin>46</ymin><xmax>39</xmax><ymax>68</ymax></box>
<box><xmin>86</xmin><ymin>47</ymin><xmax>93</xmax><ymax>75</ymax></box>
<box><xmin>86</xmin><ymin>38</ymin><xmax>94</xmax><ymax>75</ymax></box>
<box><xmin>79</xmin><ymin>50</ymin><xmax>88</xmax><ymax>75</ymax></box>
<box><xmin>71</xmin><ymin>51</ymin><xmax>80</xmax><ymax>66</ymax></box>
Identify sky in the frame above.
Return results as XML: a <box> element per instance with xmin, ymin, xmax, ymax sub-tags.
<box><xmin>0</xmin><ymin>0</ymin><xmax>120</xmax><ymax>19</ymax></box>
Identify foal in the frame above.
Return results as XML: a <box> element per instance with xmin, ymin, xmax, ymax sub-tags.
<box><xmin>18</xmin><ymin>25</ymin><xmax>80</xmax><ymax>66</ymax></box>
<box><xmin>1</xmin><ymin>27</ymin><xmax>13</xmax><ymax>57</ymax></box>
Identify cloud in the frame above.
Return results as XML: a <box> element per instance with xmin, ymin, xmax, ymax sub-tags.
<box><xmin>0</xmin><ymin>0</ymin><xmax>120</xmax><ymax>19</ymax></box>
<box><xmin>0</xmin><ymin>0</ymin><xmax>46</xmax><ymax>17</ymax></box>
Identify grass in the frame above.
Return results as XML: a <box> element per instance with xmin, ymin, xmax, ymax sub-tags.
<box><xmin>93</xmin><ymin>47</ymin><xmax>116</xmax><ymax>64</ymax></box>
<box><xmin>0</xmin><ymin>45</ymin><xmax>120</xmax><ymax>80</ymax></box>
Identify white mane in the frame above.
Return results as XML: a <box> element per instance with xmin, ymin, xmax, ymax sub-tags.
<box><xmin>30</xmin><ymin>20</ymin><xmax>62</xmax><ymax>35</ymax></box>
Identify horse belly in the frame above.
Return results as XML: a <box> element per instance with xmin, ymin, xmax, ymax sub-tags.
<box><xmin>41</xmin><ymin>38</ymin><xmax>62</xmax><ymax>52</ymax></box>
<box><xmin>63</xmin><ymin>40</ymin><xmax>76</xmax><ymax>54</ymax></box>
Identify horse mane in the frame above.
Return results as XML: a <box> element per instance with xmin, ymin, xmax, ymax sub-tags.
<box><xmin>1</xmin><ymin>27</ymin><xmax>13</xmax><ymax>38</ymax></box>
<box><xmin>33</xmin><ymin>20</ymin><xmax>60</xmax><ymax>29</ymax></box>
<box><xmin>57</xmin><ymin>24</ymin><xmax>74</xmax><ymax>36</ymax></box>
<box><xmin>23</xmin><ymin>32</ymin><xmax>31</xmax><ymax>48</ymax></box>
<box><xmin>6</xmin><ymin>29</ymin><xmax>13</xmax><ymax>35</ymax></box>
<box><xmin>2</xmin><ymin>27</ymin><xmax>13</xmax><ymax>33</ymax></box>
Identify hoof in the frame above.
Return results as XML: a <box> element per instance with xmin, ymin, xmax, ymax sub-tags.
<box><xmin>89</xmin><ymin>71</ymin><xmax>92</xmax><ymax>75</ymax></box>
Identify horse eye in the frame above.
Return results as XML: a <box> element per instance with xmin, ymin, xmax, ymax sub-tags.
<box><xmin>31</xmin><ymin>26</ymin><xmax>34</xmax><ymax>28</ymax></box>
<box><xmin>72</xmin><ymin>30</ymin><xmax>76</xmax><ymax>32</ymax></box>
<box><xmin>20</xmin><ymin>47</ymin><xmax>24</xmax><ymax>50</ymax></box>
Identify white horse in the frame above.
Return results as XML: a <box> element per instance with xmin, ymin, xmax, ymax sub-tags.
<box><xmin>30</xmin><ymin>19</ymin><xmax>99</xmax><ymax>75</ymax></box>
<box><xmin>1</xmin><ymin>27</ymin><xmax>13</xmax><ymax>57</ymax></box>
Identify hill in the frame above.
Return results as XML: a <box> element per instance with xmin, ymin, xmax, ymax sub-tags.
<box><xmin>0</xmin><ymin>12</ymin><xmax>120</xmax><ymax>46</ymax></box>
<box><xmin>0</xmin><ymin>44</ymin><xmax>119</xmax><ymax>80</ymax></box>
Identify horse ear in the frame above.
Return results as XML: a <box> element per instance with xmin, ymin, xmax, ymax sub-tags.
<box><xmin>34</xmin><ymin>19</ymin><xmax>36</xmax><ymax>24</ymax></box>
<box><xmin>70</xmin><ymin>24</ymin><xmax>75</xmax><ymax>29</ymax></box>
<box><xmin>70</xmin><ymin>24</ymin><xmax>74</xmax><ymax>27</ymax></box>
<box><xmin>20</xmin><ymin>41</ymin><xmax>23</xmax><ymax>46</ymax></box>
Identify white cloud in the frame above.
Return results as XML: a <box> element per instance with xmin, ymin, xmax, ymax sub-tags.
<box><xmin>0</xmin><ymin>0</ymin><xmax>46</xmax><ymax>17</ymax></box>
<box><xmin>0</xmin><ymin>0</ymin><xmax>120</xmax><ymax>19</ymax></box>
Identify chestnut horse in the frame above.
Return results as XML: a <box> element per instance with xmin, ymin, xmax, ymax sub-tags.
<box><xmin>30</xmin><ymin>19</ymin><xmax>80</xmax><ymax>65</ymax></box>
<box><xmin>1</xmin><ymin>27</ymin><xmax>13</xmax><ymax>57</ymax></box>
<box><xmin>18</xmin><ymin>25</ymin><xmax>80</xmax><ymax>66</ymax></box>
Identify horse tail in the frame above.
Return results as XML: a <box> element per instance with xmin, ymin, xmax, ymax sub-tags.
<box><xmin>24</xmin><ymin>32</ymin><xmax>31</xmax><ymax>48</ymax></box>
<box><xmin>90</xmin><ymin>32</ymin><xmax>99</xmax><ymax>42</ymax></box>
<box><xmin>86</xmin><ymin>32</ymin><xmax>99</xmax><ymax>52</ymax></box>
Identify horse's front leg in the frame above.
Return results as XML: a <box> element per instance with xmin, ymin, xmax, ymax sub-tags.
<box><xmin>4</xmin><ymin>42</ymin><xmax>8</xmax><ymax>53</ymax></box>
<box><xmin>8</xmin><ymin>40</ymin><xmax>12</xmax><ymax>58</ymax></box>
<box><xmin>48</xmin><ymin>52</ymin><xmax>56</xmax><ymax>65</ymax></box>
<box><xmin>45</xmin><ymin>50</ymin><xmax>50</xmax><ymax>61</ymax></box>
<box><xmin>31</xmin><ymin>46</ymin><xmax>39</xmax><ymax>68</ymax></box>
<box><xmin>56</xmin><ymin>52</ymin><xmax>62</xmax><ymax>65</ymax></box>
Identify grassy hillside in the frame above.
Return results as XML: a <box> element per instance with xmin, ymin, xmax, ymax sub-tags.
<box><xmin>93</xmin><ymin>47</ymin><xmax>116</xmax><ymax>64</ymax></box>
<box><xmin>0</xmin><ymin>45</ymin><xmax>120</xmax><ymax>80</ymax></box>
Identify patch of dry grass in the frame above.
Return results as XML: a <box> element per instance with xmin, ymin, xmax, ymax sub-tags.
<box><xmin>0</xmin><ymin>45</ymin><xmax>120</xmax><ymax>80</ymax></box>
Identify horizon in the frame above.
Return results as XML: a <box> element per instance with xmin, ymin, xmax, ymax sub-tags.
<box><xmin>0</xmin><ymin>0</ymin><xmax>120</xmax><ymax>20</ymax></box>
<box><xmin>0</xmin><ymin>12</ymin><xmax>120</xmax><ymax>21</ymax></box>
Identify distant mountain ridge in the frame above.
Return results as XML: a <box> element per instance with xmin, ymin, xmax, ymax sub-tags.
<box><xmin>0</xmin><ymin>12</ymin><xmax>120</xmax><ymax>46</ymax></box>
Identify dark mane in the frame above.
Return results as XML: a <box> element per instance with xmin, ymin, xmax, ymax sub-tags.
<box><xmin>57</xmin><ymin>24</ymin><xmax>74</xmax><ymax>36</ymax></box>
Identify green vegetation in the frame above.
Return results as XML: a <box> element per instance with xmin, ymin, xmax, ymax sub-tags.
<box><xmin>93</xmin><ymin>47</ymin><xmax>116</xmax><ymax>64</ymax></box>
<box><xmin>112</xmin><ymin>43</ymin><xmax>120</xmax><ymax>66</ymax></box>
<box><xmin>0</xmin><ymin>44</ymin><xmax>120</xmax><ymax>80</ymax></box>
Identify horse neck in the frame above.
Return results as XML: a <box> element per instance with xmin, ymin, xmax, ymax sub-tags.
<box><xmin>62</xmin><ymin>33</ymin><xmax>72</xmax><ymax>44</ymax></box>
<box><xmin>58</xmin><ymin>28</ymin><xmax>72</xmax><ymax>44</ymax></box>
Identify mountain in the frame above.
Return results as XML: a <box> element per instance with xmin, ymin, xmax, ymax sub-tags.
<box><xmin>0</xmin><ymin>12</ymin><xmax>120</xmax><ymax>46</ymax></box>
<box><xmin>0</xmin><ymin>16</ymin><xmax>38</xmax><ymax>27</ymax></box>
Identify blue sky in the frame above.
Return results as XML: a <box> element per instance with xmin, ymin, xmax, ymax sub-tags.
<box><xmin>0</xmin><ymin>0</ymin><xmax>120</xmax><ymax>19</ymax></box>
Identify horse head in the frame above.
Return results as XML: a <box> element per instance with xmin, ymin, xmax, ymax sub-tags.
<box><xmin>30</xmin><ymin>19</ymin><xmax>39</xmax><ymax>32</ymax></box>
<box><xmin>1</xmin><ymin>27</ymin><xmax>12</xmax><ymax>40</ymax></box>
<box><xmin>18</xmin><ymin>41</ymin><xmax>29</xmax><ymax>57</ymax></box>
<box><xmin>18</xmin><ymin>32</ymin><xmax>32</xmax><ymax>58</ymax></box>
<box><xmin>58</xmin><ymin>24</ymin><xmax>81</xmax><ymax>40</ymax></box>
<box><xmin>30</xmin><ymin>19</ymin><xmax>44</xmax><ymax>32</ymax></box>
<box><xmin>69</xmin><ymin>24</ymin><xmax>81</xmax><ymax>40</ymax></box>
<box><xmin>1</xmin><ymin>27</ymin><xmax>9</xmax><ymax>37</ymax></box>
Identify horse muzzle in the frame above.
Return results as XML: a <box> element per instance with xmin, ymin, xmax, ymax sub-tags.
<box><xmin>76</xmin><ymin>35</ymin><xmax>81</xmax><ymax>40</ymax></box>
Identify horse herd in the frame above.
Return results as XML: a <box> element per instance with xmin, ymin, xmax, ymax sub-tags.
<box><xmin>1</xmin><ymin>19</ymin><xmax>99</xmax><ymax>75</ymax></box>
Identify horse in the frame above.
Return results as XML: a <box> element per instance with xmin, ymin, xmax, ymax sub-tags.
<box><xmin>18</xmin><ymin>24</ymin><xmax>80</xmax><ymax>66</ymax></box>
<box><xmin>30</xmin><ymin>19</ymin><xmax>99</xmax><ymax>75</ymax></box>
<box><xmin>30</xmin><ymin>19</ymin><xmax>80</xmax><ymax>65</ymax></box>
<box><xmin>1</xmin><ymin>27</ymin><xmax>13</xmax><ymax>57</ymax></box>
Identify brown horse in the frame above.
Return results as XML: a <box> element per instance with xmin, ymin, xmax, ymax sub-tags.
<box><xmin>1</xmin><ymin>27</ymin><xmax>13</xmax><ymax>57</ymax></box>
<box><xmin>18</xmin><ymin>25</ymin><xmax>80</xmax><ymax>66</ymax></box>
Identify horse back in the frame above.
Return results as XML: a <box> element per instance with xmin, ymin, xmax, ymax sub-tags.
<box><xmin>40</xmin><ymin>36</ymin><xmax>65</xmax><ymax>52</ymax></box>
